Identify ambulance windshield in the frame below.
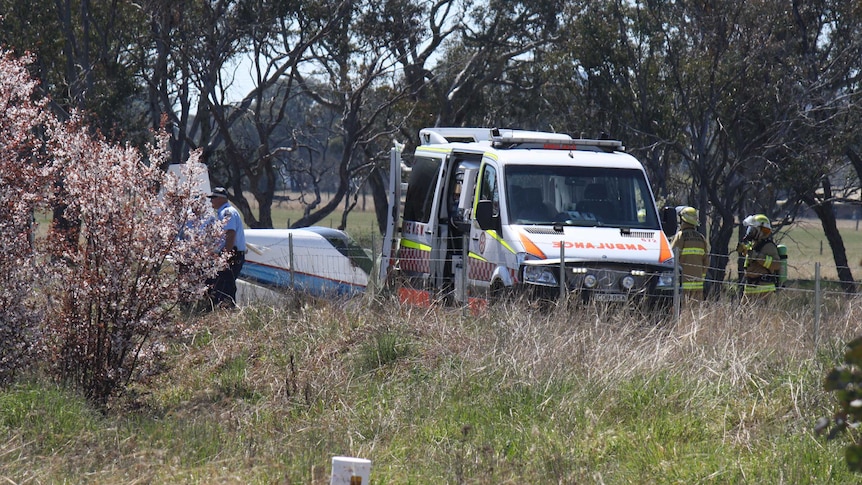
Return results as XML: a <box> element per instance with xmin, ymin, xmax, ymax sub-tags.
<box><xmin>505</xmin><ymin>166</ymin><xmax>659</xmax><ymax>229</ymax></box>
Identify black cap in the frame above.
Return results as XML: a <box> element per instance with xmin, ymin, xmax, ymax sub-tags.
<box><xmin>208</xmin><ymin>187</ymin><xmax>229</xmax><ymax>198</ymax></box>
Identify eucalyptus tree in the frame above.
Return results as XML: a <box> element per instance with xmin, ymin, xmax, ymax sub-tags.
<box><xmin>135</xmin><ymin>0</ymin><xmax>223</xmax><ymax>166</ymax></box>
<box><xmin>152</xmin><ymin>0</ymin><xmax>463</xmax><ymax>230</ymax></box>
<box><xmin>161</xmin><ymin>0</ymin><xmax>571</xmax><ymax>231</ymax></box>
<box><xmin>549</xmin><ymin>0</ymin><xmax>682</xmax><ymax>200</ymax></box>
<box><xmin>277</xmin><ymin>0</ymin><xmax>404</xmax><ymax>229</ymax></box>
<box><xmin>348</xmin><ymin>0</ymin><xmax>570</xmax><ymax>233</ymax></box>
<box><xmin>761</xmin><ymin>0</ymin><xmax>862</xmax><ymax>292</ymax></box>
<box><xmin>276</xmin><ymin>0</ymin><xmax>473</xmax><ymax>230</ymax></box>
<box><xmin>592</xmin><ymin>0</ymin><xmax>818</xmax><ymax>295</ymax></box>
<box><xmin>617</xmin><ymin>0</ymin><xmax>862</xmax><ymax>293</ymax></box>
<box><xmin>546</xmin><ymin>0</ymin><xmax>852</xmax><ymax>293</ymax></box>
<box><xmin>425</xmin><ymin>0</ymin><xmax>566</xmax><ymax>129</ymax></box>
<box><xmin>358</xmin><ymin>0</ymin><xmax>461</xmax><ymax>233</ymax></box>
<box><xmin>0</xmin><ymin>0</ymin><xmax>148</xmax><ymax>135</ymax></box>
<box><xmin>132</xmin><ymin>0</ymin><xmax>344</xmax><ymax>228</ymax></box>
<box><xmin>199</xmin><ymin>0</ymin><xmax>343</xmax><ymax>228</ymax></box>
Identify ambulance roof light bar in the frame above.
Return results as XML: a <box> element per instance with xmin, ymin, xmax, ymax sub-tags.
<box><xmin>418</xmin><ymin>127</ymin><xmax>624</xmax><ymax>151</ymax></box>
<box><xmin>491</xmin><ymin>137</ymin><xmax>624</xmax><ymax>151</ymax></box>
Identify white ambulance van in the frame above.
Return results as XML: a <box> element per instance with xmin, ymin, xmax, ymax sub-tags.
<box><xmin>380</xmin><ymin>127</ymin><xmax>676</xmax><ymax>308</ymax></box>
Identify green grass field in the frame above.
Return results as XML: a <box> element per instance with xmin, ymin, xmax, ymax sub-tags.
<box><xmin>777</xmin><ymin>218</ymin><xmax>862</xmax><ymax>281</ymax></box>
<box><xmin>253</xmin><ymin>193</ymin><xmax>382</xmax><ymax>249</ymax></box>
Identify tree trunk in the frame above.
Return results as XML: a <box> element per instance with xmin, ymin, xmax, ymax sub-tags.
<box><xmin>803</xmin><ymin>181</ymin><xmax>856</xmax><ymax>294</ymax></box>
<box><xmin>706</xmin><ymin>211</ymin><xmax>737</xmax><ymax>300</ymax></box>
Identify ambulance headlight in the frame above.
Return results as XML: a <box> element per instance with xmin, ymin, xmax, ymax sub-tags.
<box><xmin>621</xmin><ymin>275</ymin><xmax>636</xmax><ymax>290</ymax></box>
<box><xmin>583</xmin><ymin>274</ymin><xmax>598</xmax><ymax>288</ymax></box>
<box><xmin>656</xmin><ymin>271</ymin><xmax>675</xmax><ymax>288</ymax></box>
<box><xmin>523</xmin><ymin>265</ymin><xmax>557</xmax><ymax>286</ymax></box>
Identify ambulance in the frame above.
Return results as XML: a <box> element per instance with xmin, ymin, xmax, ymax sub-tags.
<box><xmin>380</xmin><ymin>127</ymin><xmax>676</xmax><ymax>308</ymax></box>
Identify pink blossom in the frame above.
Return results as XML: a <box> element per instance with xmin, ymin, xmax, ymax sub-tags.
<box><xmin>0</xmin><ymin>48</ymin><xmax>225</xmax><ymax>405</ymax></box>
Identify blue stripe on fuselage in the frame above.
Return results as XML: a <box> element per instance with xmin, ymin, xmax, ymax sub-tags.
<box><xmin>240</xmin><ymin>261</ymin><xmax>365</xmax><ymax>298</ymax></box>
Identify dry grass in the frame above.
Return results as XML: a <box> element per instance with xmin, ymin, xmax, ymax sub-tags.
<box><xmin>3</xmin><ymin>291</ymin><xmax>861</xmax><ymax>483</ymax></box>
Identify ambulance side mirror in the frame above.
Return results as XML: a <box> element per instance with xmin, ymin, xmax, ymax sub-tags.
<box><xmin>661</xmin><ymin>206</ymin><xmax>678</xmax><ymax>237</ymax></box>
<box><xmin>475</xmin><ymin>200</ymin><xmax>499</xmax><ymax>232</ymax></box>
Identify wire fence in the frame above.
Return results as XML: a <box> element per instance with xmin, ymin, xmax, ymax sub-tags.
<box><xmin>697</xmin><ymin>248</ymin><xmax>856</xmax><ymax>298</ymax></box>
<box><xmin>368</xmin><ymin>226</ymin><xmax>858</xmax><ymax>294</ymax></box>
<box><xmin>241</xmin><ymin>232</ymin><xmax>860</xmax><ymax>346</ymax></box>
<box><xmin>386</xmin><ymin>247</ymin><xmax>860</xmax><ymax>296</ymax></box>
<box><xmin>382</xmin><ymin>241</ymin><xmax>861</xmax><ymax>342</ymax></box>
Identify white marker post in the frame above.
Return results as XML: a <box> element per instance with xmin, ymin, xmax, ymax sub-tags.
<box><xmin>330</xmin><ymin>456</ymin><xmax>371</xmax><ymax>485</ymax></box>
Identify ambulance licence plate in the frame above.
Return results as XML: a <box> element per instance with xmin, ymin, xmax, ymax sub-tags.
<box><xmin>593</xmin><ymin>293</ymin><xmax>627</xmax><ymax>302</ymax></box>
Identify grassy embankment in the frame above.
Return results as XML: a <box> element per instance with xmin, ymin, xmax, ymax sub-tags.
<box><xmin>1</xmin><ymin>293</ymin><xmax>860</xmax><ymax>483</ymax></box>
<box><xmin>4</xmin><ymin>200</ymin><xmax>861</xmax><ymax>483</ymax></box>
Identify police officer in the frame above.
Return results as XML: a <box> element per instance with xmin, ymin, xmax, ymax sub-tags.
<box><xmin>737</xmin><ymin>214</ymin><xmax>780</xmax><ymax>299</ymax></box>
<box><xmin>670</xmin><ymin>206</ymin><xmax>709</xmax><ymax>300</ymax></box>
<box><xmin>208</xmin><ymin>187</ymin><xmax>246</xmax><ymax>309</ymax></box>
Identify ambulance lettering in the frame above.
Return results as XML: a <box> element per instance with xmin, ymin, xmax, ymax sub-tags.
<box><xmin>553</xmin><ymin>241</ymin><xmax>649</xmax><ymax>251</ymax></box>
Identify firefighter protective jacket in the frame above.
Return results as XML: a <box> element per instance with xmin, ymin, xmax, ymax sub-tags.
<box><xmin>743</xmin><ymin>238</ymin><xmax>780</xmax><ymax>294</ymax></box>
<box><xmin>670</xmin><ymin>224</ymin><xmax>709</xmax><ymax>292</ymax></box>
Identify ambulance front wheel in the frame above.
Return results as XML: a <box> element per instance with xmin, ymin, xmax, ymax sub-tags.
<box><xmin>489</xmin><ymin>280</ymin><xmax>510</xmax><ymax>304</ymax></box>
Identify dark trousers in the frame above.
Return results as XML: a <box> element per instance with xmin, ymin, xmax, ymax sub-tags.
<box><xmin>208</xmin><ymin>250</ymin><xmax>245</xmax><ymax>307</ymax></box>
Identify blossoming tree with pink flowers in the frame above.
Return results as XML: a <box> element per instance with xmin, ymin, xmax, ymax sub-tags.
<box><xmin>0</xmin><ymin>50</ymin><xmax>56</xmax><ymax>386</ymax></box>
<box><xmin>0</xmin><ymin>50</ymin><xmax>226</xmax><ymax>406</ymax></box>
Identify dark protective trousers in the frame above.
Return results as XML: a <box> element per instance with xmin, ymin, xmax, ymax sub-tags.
<box><xmin>208</xmin><ymin>250</ymin><xmax>245</xmax><ymax>307</ymax></box>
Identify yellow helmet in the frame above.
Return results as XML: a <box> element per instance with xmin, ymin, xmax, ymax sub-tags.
<box><xmin>678</xmin><ymin>206</ymin><xmax>699</xmax><ymax>226</ymax></box>
<box><xmin>743</xmin><ymin>214</ymin><xmax>772</xmax><ymax>239</ymax></box>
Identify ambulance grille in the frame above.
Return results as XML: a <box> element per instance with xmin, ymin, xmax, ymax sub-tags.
<box><xmin>624</xmin><ymin>231</ymin><xmax>654</xmax><ymax>238</ymax></box>
<box><xmin>523</xmin><ymin>227</ymin><xmax>560</xmax><ymax>235</ymax></box>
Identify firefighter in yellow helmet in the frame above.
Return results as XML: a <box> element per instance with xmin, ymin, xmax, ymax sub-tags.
<box><xmin>670</xmin><ymin>206</ymin><xmax>709</xmax><ymax>300</ymax></box>
<box><xmin>737</xmin><ymin>214</ymin><xmax>780</xmax><ymax>299</ymax></box>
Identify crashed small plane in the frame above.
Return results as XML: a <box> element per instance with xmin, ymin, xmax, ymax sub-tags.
<box><xmin>239</xmin><ymin>227</ymin><xmax>374</xmax><ymax>300</ymax></box>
